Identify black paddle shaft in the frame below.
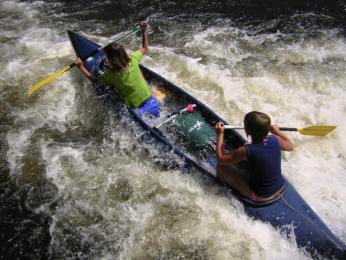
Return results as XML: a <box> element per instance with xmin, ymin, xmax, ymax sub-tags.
<box><xmin>279</xmin><ymin>127</ymin><xmax>298</xmax><ymax>131</ymax></box>
<box><xmin>67</xmin><ymin>26</ymin><xmax>140</xmax><ymax>69</ymax></box>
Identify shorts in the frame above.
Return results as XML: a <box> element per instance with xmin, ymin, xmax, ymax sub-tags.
<box><xmin>249</xmin><ymin>191</ymin><xmax>259</xmax><ymax>202</ymax></box>
<box><xmin>135</xmin><ymin>96</ymin><xmax>160</xmax><ymax>117</ymax></box>
<box><xmin>249</xmin><ymin>186</ymin><xmax>285</xmax><ymax>202</ymax></box>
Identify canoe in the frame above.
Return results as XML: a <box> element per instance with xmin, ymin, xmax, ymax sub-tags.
<box><xmin>68</xmin><ymin>30</ymin><xmax>346</xmax><ymax>259</ymax></box>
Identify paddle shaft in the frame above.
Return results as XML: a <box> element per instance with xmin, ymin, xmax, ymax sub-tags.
<box><xmin>68</xmin><ymin>26</ymin><xmax>140</xmax><ymax>69</ymax></box>
<box><xmin>224</xmin><ymin>125</ymin><xmax>297</xmax><ymax>131</ymax></box>
<box><xmin>27</xmin><ymin>25</ymin><xmax>140</xmax><ymax>95</ymax></box>
<box><xmin>224</xmin><ymin>125</ymin><xmax>336</xmax><ymax>136</ymax></box>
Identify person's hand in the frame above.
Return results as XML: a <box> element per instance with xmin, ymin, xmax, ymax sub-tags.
<box><xmin>140</xmin><ymin>21</ymin><xmax>148</xmax><ymax>32</ymax></box>
<box><xmin>74</xmin><ymin>58</ymin><xmax>83</xmax><ymax>68</ymax></box>
<box><xmin>270</xmin><ymin>124</ymin><xmax>280</xmax><ymax>135</ymax></box>
<box><xmin>215</xmin><ymin>122</ymin><xmax>224</xmax><ymax>135</ymax></box>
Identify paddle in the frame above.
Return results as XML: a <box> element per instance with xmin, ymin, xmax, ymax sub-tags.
<box><xmin>224</xmin><ymin>125</ymin><xmax>336</xmax><ymax>136</ymax></box>
<box><xmin>27</xmin><ymin>25</ymin><xmax>141</xmax><ymax>96</ymax></box>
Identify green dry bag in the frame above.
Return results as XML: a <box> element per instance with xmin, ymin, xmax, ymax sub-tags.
<box><xmin>174</xmin><ymin>111</ymin><xmax>216</xmax><ymax>150</ymax></box>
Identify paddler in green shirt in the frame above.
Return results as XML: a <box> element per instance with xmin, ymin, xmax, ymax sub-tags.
<box><xmin>75</xmin><ymin>21</ymin><xmax>159</xmax><ymax>109</ymax></box>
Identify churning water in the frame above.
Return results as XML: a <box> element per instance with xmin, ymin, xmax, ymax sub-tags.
<box><xmin>1</xmin><ymin>0</ymin><xmax>346</xmax><ymax>259</ymax></box>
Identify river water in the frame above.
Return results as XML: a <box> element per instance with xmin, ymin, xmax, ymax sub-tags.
<box><xmin>1</xmin><ymin>0</ymin><xmax>346</xmax><ymax>259</ymax></box>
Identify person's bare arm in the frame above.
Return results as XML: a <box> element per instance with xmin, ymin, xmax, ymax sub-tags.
<box><xmin>270</xmin><ymin>125</ymin><xmax>294</xmax><ymax>151</ymax></box>
<box><xmin>74</xmin><ymin>58</ymin><xmax>97</xmax><ymax>82</ymax></box>
<box><xmin>215</xmin><ymin>122</ymin><xmax>247</xmax><ymax>165</ymax></box>
<box><xmin>140</xmin><ymin>21</ymin><xmax>149</xmax><ymax>55</ymax></box>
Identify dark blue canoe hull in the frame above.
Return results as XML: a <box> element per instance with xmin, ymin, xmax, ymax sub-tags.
<box><xmin>68</xmin><ymin>30</ymin><xmax>346</xmax><ymax>258</ymax></box>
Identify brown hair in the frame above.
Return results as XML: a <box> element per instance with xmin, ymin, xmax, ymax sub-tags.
<box><xmin>104</xmin><ymin>43</ymin><xmax>130</xmax><ymax>73</ymax></box>
<box><xmin>244</xmin><ymin>111</ymin><xmax>271</xmax><ymax>142</ymax></box>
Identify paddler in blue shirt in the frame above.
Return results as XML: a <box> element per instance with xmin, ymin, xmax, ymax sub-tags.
<box><xmin>215</xmin><ymin>111</ymin><xmax>294</xmax><ymax>202</ymax></box>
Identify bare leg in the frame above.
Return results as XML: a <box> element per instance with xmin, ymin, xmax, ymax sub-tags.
<box><xmin>152</xmin><ymin>85</ymin><xmax>167</xmax><ymax>102</ymax></box>
<box><xmin>152</xmin><ymin>87</ymin><xmax>166</xmax><ymax>100</ymax></box>
<box><xmin>217</xmin><ymin>163</ymin><xmax>252</xmax><ymax>197</ymax></box>
<box><xmin>140</xmin><ymin>70</ymin><xmax>167</xmax><ymax>101</ymax></box>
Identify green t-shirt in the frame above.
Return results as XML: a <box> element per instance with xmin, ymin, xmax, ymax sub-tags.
<box><xmin>97</xmin><ymin>50</ymin><xmax>151</xmax><ymax>108</ymax></box>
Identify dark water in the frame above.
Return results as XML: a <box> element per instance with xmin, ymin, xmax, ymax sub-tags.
<box><xmin>36</xmin><ymin>0</ymin><xmax>346</xmax><ymax>31</ymax></box>
<box><xmin>1</xmin><ymin>0</ymin><xmax>346</xmax><ymax>258</ymax></box>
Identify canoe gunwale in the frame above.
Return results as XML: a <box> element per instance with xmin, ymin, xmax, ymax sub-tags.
<box><xmin>68</xmin><ymin>30</ymin><xmax>346</xmax><ymax>258</ymax></box>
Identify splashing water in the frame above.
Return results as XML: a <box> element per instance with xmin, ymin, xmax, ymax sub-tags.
<box><xmin>1</xmin><ymin>1</ymin><xmax>345</xmax><ymax>259</ymax></box>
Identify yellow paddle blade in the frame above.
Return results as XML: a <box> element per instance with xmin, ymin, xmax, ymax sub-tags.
<box><xmin>27</xmin><ymin>66</ymin><xmax>72</xmax><ymax>95</ymax></box>
<box><xmin>297</xmin><ymin>125</ymin><xmax>336</xmax><ymax>136</ymax></box>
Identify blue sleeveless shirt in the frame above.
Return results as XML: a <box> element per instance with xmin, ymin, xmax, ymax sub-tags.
<box><xmin>245</xmin><ymin>135</ymin><xmax>285</xmax><ymax>197</ymax></box>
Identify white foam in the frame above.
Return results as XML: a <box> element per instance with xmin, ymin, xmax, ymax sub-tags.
<box><xmin>144</xmin><ymin>25</ymin><xmax>346</xmax><ymax>244</ymax></box>
<box><xmin>6</xmin><ymin>129</ymin><xmax>33</xmax><ymax>174</ymax></box>
<box><xmin>2</xmin><ymin>2</ymin><xmax>346</xmax><ymax>257</ymax></box>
